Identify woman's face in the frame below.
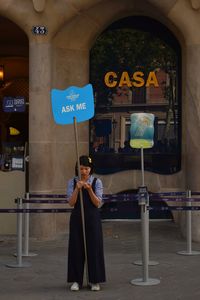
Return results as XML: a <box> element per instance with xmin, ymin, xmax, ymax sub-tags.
<box><xmin>80</xmin><ymin>165</ymin><xmax>91</xmax><ymax>179</ymax></box>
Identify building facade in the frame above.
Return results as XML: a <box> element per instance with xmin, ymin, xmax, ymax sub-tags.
<box><xmin>0</xmin><ymin>0</ymin><xmax>200</xmax><ymax>240</ymax></box>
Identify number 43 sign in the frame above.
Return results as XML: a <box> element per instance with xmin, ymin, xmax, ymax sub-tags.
<box><xmin>32</xmin><ymin>26</ymin><xmax>48</xmax><ymax>35</ymax></box>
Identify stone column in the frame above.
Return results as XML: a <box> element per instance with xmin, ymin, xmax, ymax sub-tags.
<box><xmin>185</xmin><ymin>44</ymin><xmax>200</xmax><ymax>241</ymax></box>
<box><xmin>29</xmin><ymin>41</ymin><xmax>56</xmax><ymax>239</ymax></box>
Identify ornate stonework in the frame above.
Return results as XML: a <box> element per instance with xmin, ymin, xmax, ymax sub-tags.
<box><xmin>32</xmin><ymin>0</ymin><xmax>46</xmax><ymax>12</ymax></box>
<box><xmin>190</xmin><ymin>0</ymin><xmax>200</xmax><ymax>10</ymax></box>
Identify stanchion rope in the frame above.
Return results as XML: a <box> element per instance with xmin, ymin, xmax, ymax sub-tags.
<box><xmin>17</xmin><ymin>194</ymin><xmax>200</xmax><ymax>204</ymax></box>
<box><xmin>0</xmin><ymin>208</ymin><xmax>72</xmax><ymax>213</ymax></box>
<box><xmin>15</xmin><ymin>199</ymin><xmax>68</xmax><ymax>204</ymax></box>
<box><xmin>29</xmin><ymin>191</ymin><xmax>188</xmax><ymax>198</ymax></box>
<box><xmin>1</xmin><ymin>206</ymin><xmax>200</xmax><ymax>214</ymax></box>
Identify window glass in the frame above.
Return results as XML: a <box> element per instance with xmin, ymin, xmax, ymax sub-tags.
<box><xmin>89</xmin><ymin>16</ymin><xmax>181</xmax><ymax>174</ymax></box>
<box><xmin>0</xmin><ymin>75</ymin><xmax>28</xmax><ymax>171</ymax></box>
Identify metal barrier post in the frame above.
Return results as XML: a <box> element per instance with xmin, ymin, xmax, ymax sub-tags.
<box><xmin>23</xmin><ymin>192</ymin><xmax>37</xmax><ymax>257</ymax></box>
<box><xmin>131</xmin><ymin>186</ymin><xmax>160</xmax><ymax>286</ymax></box>
<box><xmin>6</xmin><ymin>198</ymin><xmax>31</xmax><ymax>268</ymax></box>
<box><xmin>133</xmin><ymin>208</ymin><xmax>159</xmax><ymax>266</ymax></box>
<box><xmin>177</xmin><ymin>190</ymin><xmax>200</xmax><ymax>256</ymax></box>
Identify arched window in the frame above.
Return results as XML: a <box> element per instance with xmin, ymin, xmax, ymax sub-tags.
<box><xmin>89</xmin><ymin>16</ymin><xmax>181</xmax><ymax>175</ymax></box>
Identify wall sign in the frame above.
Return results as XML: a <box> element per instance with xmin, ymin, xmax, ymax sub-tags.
<box><xmin>3</xmin><ymin>97</ymin><xmax>26</xmax><ymax>112</ymax></box>
<box><xmin>32</xmin><ymin>26</ymin><xmax>48</xmax><ymax>35</ymax></box>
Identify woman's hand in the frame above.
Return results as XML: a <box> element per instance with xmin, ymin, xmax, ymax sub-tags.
<box><xmin>76</xmin><ymin>181</ymin><xmax>92</xmax><ymax>191</ymax></box>
<box><xmin>83</xmin><ymin>182</ymin><xmax>92</xmax><ymax>190</ymax></box>
<box><xmin>76</xmin><ymin>181</ymin><xmax>85</xmax><ymax>190</ymax></box>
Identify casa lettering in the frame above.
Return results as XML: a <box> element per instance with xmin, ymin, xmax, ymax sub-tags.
<box><xmin>104</xmin><ymin>71</ymin><xmax>159</xmax><ymax>88</ymax></box>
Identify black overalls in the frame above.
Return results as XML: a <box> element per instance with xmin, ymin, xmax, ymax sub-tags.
<box><xmin>67</xmin><ymin>178</ymin><xmax>106</xmax><ymax>286</ymax></box>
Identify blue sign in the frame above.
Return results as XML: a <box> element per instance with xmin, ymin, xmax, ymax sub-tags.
<box><xmin>130</xmin><ymin>113</ymin><xmax>155</xmax><ymax>149</ymax></box>
<box><xmin>3</xmin><ymin>97</ymin><xmax>26</xmax><ymax>112</ymax></box>
<box><xmin>51</xmin><ymin>84</ymin><xmax>94</xmax><ymax>125</ymax></box>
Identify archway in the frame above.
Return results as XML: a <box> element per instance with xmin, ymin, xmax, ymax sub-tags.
<box><xmin>0</xmin><ymin>15</ymin><xmax>29</xmax><ymax>234</ymax></box>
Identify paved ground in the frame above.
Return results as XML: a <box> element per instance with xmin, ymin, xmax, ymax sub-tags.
<box><xmin>1</xmin><ymin>220</ymin><xmax>200</xmax><ymax>300</ymax></box>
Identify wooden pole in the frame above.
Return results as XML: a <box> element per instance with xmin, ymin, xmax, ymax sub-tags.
<box><xmin>73</xmin><ymin>116</ymin><xmax>89</xmax><ymax>286</ymax></box>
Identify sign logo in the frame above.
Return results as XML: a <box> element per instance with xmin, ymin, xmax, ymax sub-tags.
<box><xmin>51</xmin><ymin>84</ymin><xmax>94</xmax><ymax>125</ymax></box>
<box><xmin>130</xmin><ymin>113</ymin><xmax>155</xmax><ymax>149</ymax></box>
<box><xmin>3</xmin><ymin>97</ymin><xmax>26</xmax><ymax>112</ymax></box>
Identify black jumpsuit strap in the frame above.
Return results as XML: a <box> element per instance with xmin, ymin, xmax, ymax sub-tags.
<box><xmin>73</xmin><ymin>178</ymin><xmax>76</xmax><ymax>190</ymax></box>
<box><xmin>92</xmin><ymin>177</ymin><xmax>97</xmax><ymax>190</ymax></box>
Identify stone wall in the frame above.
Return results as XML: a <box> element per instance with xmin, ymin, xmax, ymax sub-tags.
<box><xmin>0</xmin><ymin>0</ymin><xmax>200</xmax><ymax>240</ymax></box>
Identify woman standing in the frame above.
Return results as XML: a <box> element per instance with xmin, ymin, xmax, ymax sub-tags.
<box><xmin>67</xmin><ymin>155</ymin><xmax>106</xmax><ymax>291</ymax></box>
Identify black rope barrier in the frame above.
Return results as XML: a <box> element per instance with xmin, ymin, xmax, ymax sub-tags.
<box><xmin>1</xmin><ymin>206</ymin><xmax>200</xmax><ymax>214</ymax></box>
<box><xmin>149</xmin><ymin>196</ymin><xmax>200</xmax><ymax>202</ymax></box>
<box><xmin>148</xmin><ymin>206</ymin><xmax>200</xmax><ymax>211</ymax></box>
<box><xmin>10</xmin><ymin>194</ymin><xmax>200</xmax><ymax>205</ymax></box>
<box><xmin>29</xmin><ymin>194</ymin><xmax>67</xmax><ymax>198</ymax></box>
<box><xmin>0</xmin><ymin>208</ymin><xmax>72</xmax><ymax>213</ymax></box>
<box><xmin>191</xmin><ymin>192</ymin><xmax>200</xmax><ymax>196</ymax></box>
<box><xmin>0</xmin><ymin>190</ymin><xmax>199</xmax><ymax>215</ymax></box>
<box><xmin>15</xmin><ymin>199</ymin><xmax>68</xmax><ymax>204</ymax></box>
<box><xmin>29</xmin><ymin>191</ymin><xmax>189</xmax><ymax>199</ymax></box>
<box><xmin>4</xmin><ymin>190</ymin><xmax>199</xmax><ymax>271</ymax></box>
<box><xmin>150</xmin><ymin>192</ymin><xmax>186</xmax><ymax>197</ymax></box>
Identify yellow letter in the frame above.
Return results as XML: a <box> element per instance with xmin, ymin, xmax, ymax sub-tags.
<box><xmin>146</xmin><ymin>71</ymin><xmax>159</xmax><ymax>87</ymax></box>
<box><xmin>104</xmin><ymin>72</ymin><xmax>117</xmax><ymax>87</ymax></box>
<box><xmin>132</xmin><ymin>71</ymin><xmax>145</xmax><ymax>87</ymax></box>
<box><xmin>119</xmin><ymin>72</ymin><xmax>132</xmax><ymax>87</ymax></box>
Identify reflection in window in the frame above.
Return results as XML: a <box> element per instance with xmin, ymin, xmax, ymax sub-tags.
<box><xmin>89</xmin><ymin>16</ymin><xmax>181</xmax><ymax>175</ymax></box>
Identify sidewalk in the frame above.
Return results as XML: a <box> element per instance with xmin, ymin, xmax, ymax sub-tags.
<box><xmin>1</xmin><ymin>220</ymin><xmax>200</xmax><ymax>300</ymax></box>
